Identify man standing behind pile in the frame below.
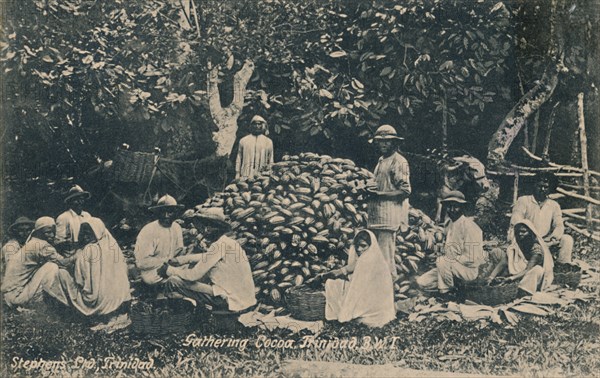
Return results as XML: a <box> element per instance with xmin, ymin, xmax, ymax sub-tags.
<box><xmin>366</xmin><ymin>125</ymin><xmax>411</xmax><ymax>281</ymax></box>
<box><xmin>235</xmin><ymin>115</ymin><xmax>274</xmax><ymax>179</ymax></box>
<box><xmin>134</xmin><ymin>194</ymin><xmax>184</xmax><ymax>286</ymax></box>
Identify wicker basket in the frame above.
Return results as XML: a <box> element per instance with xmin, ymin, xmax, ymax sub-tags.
<box><xmin>554</xmin><ymin>263</ymin><xmax>582</xmax><ymax>288</ymax></box>
<box><xmin>460</xmin><ymin>280</ymin><xmax>520</xmax><ymax>306</ymax></box>
<box><xmin>285</xmin><ymin>286</ymin><xmax>326</xmax><ymax>321</ymax></box>
<box><xmin>130</xmin><ymin>299</ymin><xmax>195</xmax><ymax>334</ymax></box>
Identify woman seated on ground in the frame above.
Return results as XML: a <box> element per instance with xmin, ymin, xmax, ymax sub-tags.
<box><xmin>49</xmin><ymin>218</ymin><xmax>131</xmax><ymax>324</ymax></box>
<box><xmin>314</xmin><ymin>229</ymin><xmax>395</xmax><ymax>328</ymax></box>
<box><xmin>485</xmin><ymin>220</ymin><xmax>554</xmax><ymax>295</ymax></box>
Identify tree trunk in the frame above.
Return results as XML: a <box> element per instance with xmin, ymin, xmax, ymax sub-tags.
<box><xmin>207</xmin><ymin>59</ymin><xmax>255</xmax><ymax>157</ymax></box>
<box><xmin>487</xmin><ymin>0</ymin><xmax>566</xmax><ymax>169</ymax></box>
<box><xmin>486</xmin><ymin>66</ymin><xmax>560</xmax><ymax>168</ymax></box>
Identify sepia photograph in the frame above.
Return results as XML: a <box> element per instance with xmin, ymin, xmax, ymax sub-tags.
<box><xmin>1</xmin><ymin>0</ymin><xmax>599</xmax><ymax>376</ymax></box>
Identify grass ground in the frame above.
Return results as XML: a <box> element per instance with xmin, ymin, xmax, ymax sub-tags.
<box><xmin>1</xmin><ymin>236</ymin><xmax>599</xmax><ymax>377</ymax></box>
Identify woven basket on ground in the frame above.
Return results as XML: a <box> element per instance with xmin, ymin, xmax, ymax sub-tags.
<box><xmin>460</xmin><ymin>280</ymin><xmax>520</xmax><ymax>306</ymax></box>
<box><xmin>554</xmin><ymin>263</ymin><xmax>582</xmax><ymax>288</ymax></box>
<box><xmin>207</xmin><ymin>310</ymin><xmax>244</xmax><ymax>333</ymax></box>
<box><xmin>130</xmin><ymin>299</ymin><xmax>194</xmax><ymax>334</ymax></box>
<box><xmin>285</xmin><ymin>286</ymin><xmax>326</xmax><ymax>321</ymax></box>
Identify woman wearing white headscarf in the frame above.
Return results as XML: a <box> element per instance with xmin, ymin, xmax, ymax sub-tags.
<box><xmin>52</xmin><ymin>218</ymin><xmax>131</xmax><ymax>316</ymax></box>
<box><xmin>318</xmin><ymin>229</ymin><xmax>395</xmax><ymax>327</ymax></box>
<box><xmin>486</xmin><ymin>219</ymin><xmax>554</xmax><ymax>294</ymax></box>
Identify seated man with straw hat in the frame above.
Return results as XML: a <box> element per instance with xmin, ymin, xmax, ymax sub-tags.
<box><xmin>416</xmin><ymin>191</ymin><xmax>486</xmax><ymax>294</ymax></box>
<box><xmin>2</xmin><ymin>217</ymin><xmax>66</xmax><ymax>307</ymax></box>
<box><xmin>134</xmin><ymin>194</ymin><xmax>185</xmax><ymax>287</ymax></box>
<box><xmin>2</xmin><ymin>216</ymin><xmax>35</xmax><ymax>275</ymax></box>
<box><xmin>56</xmin><ymin>185</ymin><xmax>93</xmax><ymax>252</ymax></box>
<box><xmin>158</xmin><ymin>207</ymin><xmax>257</xmax><ymax>313</ymax></box>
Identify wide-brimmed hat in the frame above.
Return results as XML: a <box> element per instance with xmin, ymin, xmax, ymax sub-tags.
<box><xmin>194</xmin><ymin>207</ymin><xmax>231</xmax><ymax>229</ymax></box>
<box><xmin>8</xmin><ymin>216</ymin><xmax>35</xmax><ymax>233</ymax></box>
<box><xmin>250</xmin><ymin>115</ymin><xmax>267</xmax><ymax>124</ymax></box>
<box><xmin>64</xmin><ymin>185</ymin><xmax>91</xmax><ymax>203</ymax></box>
<box><xmin>369</xmin><ymin>124</ymin><xmax>404</xmax><ymax>143</ymax></box>
<box><xmin>149</xmin><ymin>194</ymin><xmax>184</xmax><ymax>212</ymax></box>
<box><xmin>440</xmin><ymin>190</ymin><xmax>467</xmax><ymax>204</ymax></box>
<box><xmin>33</xmin><ymin>216</ymin><xmax>56</xmax><ymax>232</ymax></box>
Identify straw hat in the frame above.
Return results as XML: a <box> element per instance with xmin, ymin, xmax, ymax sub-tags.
<box><xmin>440</xmin><ymin>190</ymin><xmax>467</xmax><ymax>204</ymax></box>
<box><xmin>64</xmin><ymin>185</ymin><xmax>91</xmax><ymax>203</ymax></box>
<box><xmin>194</xmin><ymin>207</ymin><xmax>231</xmax><ymax>229</ymax></box>
<box><xmin>148</xmin><ymin>194</ymin><xmax>184</xmax><ymax>212</ymax></box>
<box><xmin>369</xmin><ymin>124</ymin><xmax>404</xmax><ymax>143</ymax></box>
<box><xmin>8</xmin><ymin>217</ymin><xmax>35</xmax><ymax>233</ymax></box>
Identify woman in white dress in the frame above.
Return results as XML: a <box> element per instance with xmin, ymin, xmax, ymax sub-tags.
<box><xmin>316</xmin><ymin>229</ymin><xmax>395</xmax><ymax>328</ymax></box>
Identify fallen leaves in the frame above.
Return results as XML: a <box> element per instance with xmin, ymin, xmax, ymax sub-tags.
<box><xmin>406</xmin><ymin>287</ymin><xmax>596</xmax><ymax>326</ymax></box>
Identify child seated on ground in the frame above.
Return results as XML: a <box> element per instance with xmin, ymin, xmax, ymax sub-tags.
<box><xmin>313</xmin><ymin>229</ymin><xmax>395</xmax><ymax>328</ymax></box>
<box><xmin>485</xmin><ymin>220</ymin><xmax>554</xmax><ymax>295</ymax></box>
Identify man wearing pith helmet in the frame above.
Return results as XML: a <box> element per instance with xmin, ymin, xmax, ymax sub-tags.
<box><xmin>56</xmin><ymin>185</ymin><xmax>93</xmax><ymax>249</ymax></box>
<box><xmin>1</xmin><ymin>216</ymin><xmax>35</xmax><ymax>271</ymax></box>
<box><xmin>366</xmin><ymin>124</ymin><xmax>411</xmax><ymax>281</ymax></box>
<box><xmin>416</xmin><ymin>190</ymin><xmax>485</xmax><ymax>294</ymax></box>
<box><xmin>134</xmin><ymin>194</ymin><xmax>184</xmax><ymax>286</ymax></box>
<box><xmin>235</xmin><ymin>115</ymin><xmax>274</xmax><ymax>179</ymax></box>
<box><xmin>158</xmin><ymin>207</ymin><xmax>257</xmax><ymax>313</ymax></box>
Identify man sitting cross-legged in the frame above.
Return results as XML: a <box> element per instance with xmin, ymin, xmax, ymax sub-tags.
<box><xmin>158</xmin><ymin>207</ymin><xmax>257</xmax><ymax>313</ymax></box>
<box><xmin>416</xmin><ymin>191</ymin><xmax>486</xmax><ymax>294</ymax></box>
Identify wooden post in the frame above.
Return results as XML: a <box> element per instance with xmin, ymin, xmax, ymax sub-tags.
<box><xmin>577</xmin><ymin>92</ymin><xmax>592</xmax><ymax>228</ymax></box>
<box><xmin>542</xmin><ymin>102</ymin><xmax>559</xmax><ymax>160</ymax></box>
<box><xmin>190</xmin><ymin>0</ymin><xmax>202</xmax><ymax>40</ymax></box>
<box><xmin>513</xmin><ymin>170</ymin><xmax>520</xmax><ymax>206</ymax></box>
<box><xmin>531</xmin><ymin>110</ymin><xmax>540</xmax><ymax>154</ymax></box>
<box><xmin>442</xmin><ymin>90</ymin><xmax>448</xmax><ymax>153</ymax></box>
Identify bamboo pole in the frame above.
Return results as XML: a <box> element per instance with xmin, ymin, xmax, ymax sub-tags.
<box><xmin>565</xmin><ymin>221</ymin><xmax>600</xmax><ymax>242</ymax></box>
<box><xmin>521</xmin><ymin>147</ymin><xmax>600</xmax><ymax>177</ymax></box>
<box><xmin>488</xmin><ymin>170</ymin><xmax>582</xmax><ymax>178</ymax></box>
<box><xmin>562</xmin><ymin>208</ymin><xmax>586</xmax><ymax>214</ymax></box>
<box><xmin>556</xmin><ymin>187</ymin><xmax>600</xmax><ymax>206</ymax></box>
<box><xmin>577</xmin><ymin>93</ymin><xmax>592</xmax><ymax>229</ymax></box>
<box><xmin>560</xmin><ymin>183</ymin><xmax>600</xmax><ymax>191</ymax></box>
<box><xmin>564</xmin><ymin>212</ymin><xmax>600</xmax><ymax>225</ymax></box>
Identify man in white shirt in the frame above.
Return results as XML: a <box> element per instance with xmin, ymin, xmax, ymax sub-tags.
<box><xmin>417</xmin><ymin>191</ymin><xmax>486</xmax><ymax>293</ymax></box>
<box><xmin>55</xmin><ymin>185</ymin><xmax>92</xmax><ymax>252</ymax></box>
<box><xmin>509</xmin><ymin>173</ymin><xmax>573</xmax><ymax>263</ymax></box>
<box><xmin>158</xmin><ymin>207</ymin><xmax>256</xmax><ymax>313</ymax></box>
<box><xmin>235</xmin><ymin>115</ymin><xmax>274</xmax><ymax>179</ymax></box>
<box><xmin>134</xmin><ymin>194</ymin><xmax>184</xmax><ymax>286</ymax></box>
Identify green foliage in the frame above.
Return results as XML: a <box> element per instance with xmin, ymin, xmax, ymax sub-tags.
<box><xmin>1</xmin><ymin>0</ymin><xmax>598</xmax><ymax>174</ymax></box>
